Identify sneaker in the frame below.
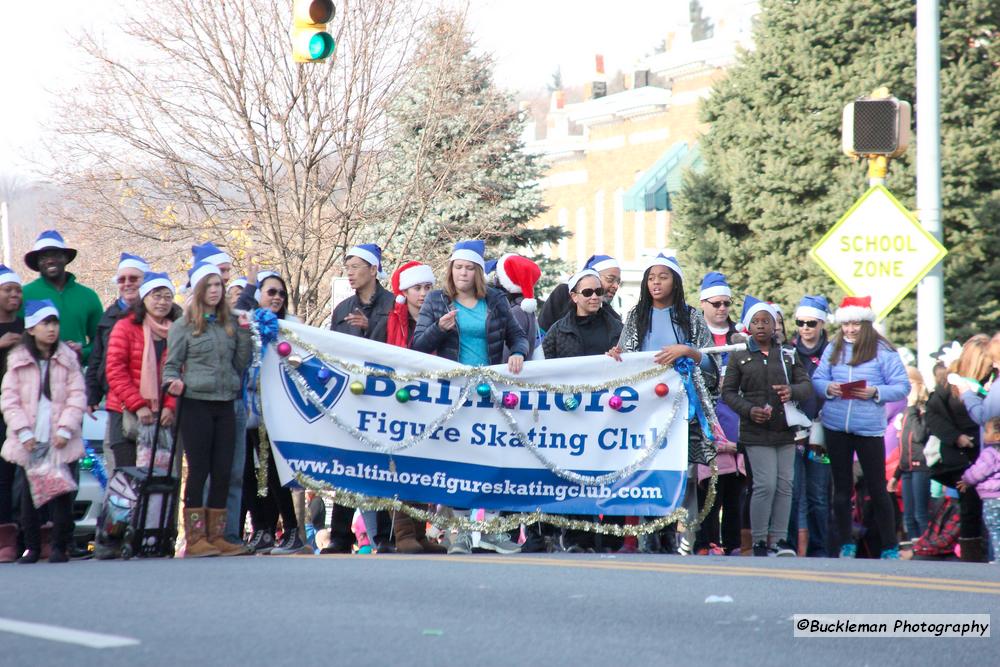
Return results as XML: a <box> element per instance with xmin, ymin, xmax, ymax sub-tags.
<box><xmin>557</xmin><ymin>535</ymin><xmax>586</xmax><ymax>553</ymax></box>
<box><xmin>840</xmin><ymin>543</ymin><xmax>857</xmax><ymax>558</ymax></box>
<box><xmin>247</xmin><ymin>530</ymin><xmax>275</xmax><ymax>555</ymax></box>
<box><xmin>270</xmin><ymin>531</ymin><xmax>306</xmax><ymax>555</ymax></box>
<box><xmin>752</xmin><ymin>541</ymin><xmax>770</xmax><ymax>557</ymax></box>
<box><xmin>774</xmin><ymin>540</ymin><xmax>796</xmax><ymax>557</ymax></box>
<box><xmin>447</xmin><ymin>532</ymin><xmax>472</xmax><ymax>555</ymax></box>
<box><xmin>880</xmin><ymin>546</ymin><xmax>901</xmax><ymax>560</ymax></box>
<box><xmin>48</xmin><ymin>549</ymin><xmax>69</xmax><ymax>563</ymax></box>
<box><xmin>478</xmin><ymin>533</ymin><xmax>522</xmax><ymax>555</ymax></box>
<box><xmin>674</xmin><ymin>536</ymin><xmax>692</xmax><ymax>556</ymax></box>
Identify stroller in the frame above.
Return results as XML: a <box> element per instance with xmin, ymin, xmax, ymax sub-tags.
<box><xmin>95</xmin><ymin>389</ymin><xmax>182</xmax><ymax>559</ymax></box>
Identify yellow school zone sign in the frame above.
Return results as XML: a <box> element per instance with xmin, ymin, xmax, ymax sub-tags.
<box><xmin>810</xmin><ymin>185</ymin><xmax>947</xmax><ymax>321</ymax></box>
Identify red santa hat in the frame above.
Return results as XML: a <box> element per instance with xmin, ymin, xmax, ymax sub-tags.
<box><xmin>495</xmin><ymin>253</ymin><xmax>541</xmax><ymax>314</ymax></box>
<box><xmin>390</xmin><ymin>261</ymin><xmax>436</xmax><ymax>304</ymax></box>
<box><xmin>834</xmin><ymin>295</ymin><xmax>876</xmax><ymax>324</ymax></box>
<box><xmin>387</xmin><ymin>261</ymin><xmax>435</xmax><ymax>348</ymax></box>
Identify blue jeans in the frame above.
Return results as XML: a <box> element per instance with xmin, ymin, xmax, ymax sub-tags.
<box><xmin>900</xmin><ymin>469</ymin><xmax>932</xmax><ymax>541</ymax></box>
<box><xmin>788</xmin><ymin>447</ymin><xmax>832</xmax><ymax>556</ymax></box>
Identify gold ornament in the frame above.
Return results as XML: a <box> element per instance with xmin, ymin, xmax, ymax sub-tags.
<box><xmin>286</xmin><ymin>354</ymin><xmax>303</xmax><ymax>369</ymax></box>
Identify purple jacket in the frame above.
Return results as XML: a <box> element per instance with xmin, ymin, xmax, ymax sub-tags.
<box><xmin>961</xmin><ymin>445</ymin><xmax>1000</xmax><ymax>499</ymax></box>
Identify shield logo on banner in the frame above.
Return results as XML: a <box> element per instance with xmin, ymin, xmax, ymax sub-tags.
<box><xmin>280</xmin><ymin>355</ymin><xmax>348</xmax><ymax>423</ymax></box>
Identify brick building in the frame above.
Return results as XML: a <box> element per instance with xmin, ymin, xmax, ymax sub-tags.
<box><xmin>525</xmin><ymin>1</ymin><xmax>759</xmax><ymax>310</ymax></box>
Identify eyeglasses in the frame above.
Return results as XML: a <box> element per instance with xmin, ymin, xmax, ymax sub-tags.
<box><xmin>601</xmin><ymin>275</ymin><xmax>621</xmax><ymax>285</ymax></box>
<box><xmin>706</xmin><ymin>300</ymin><xmax>731</xmax><ymax>309</ymax></box>
<box><xmin>573</xmin><ymin>287</ymin><xmax>605</xmax><ymax>298</ymax></box>
<box><xmin>265</xmin><ymin>288</ymin><xmax>287</xmax><ymax>298</ymax></box>
<box><xmin>147</xmin><ymin>292</ymin><xmax>174</xmax><ymax>302</ymax></box>
<box><xmin>117</xmin><ymin>275</ymin><xmax>141</xmax><ymax>284</ymax></box>
<box><xmin>795</xmin><ymin>319</ymin><xmax>820</xmax><ymax>328</ymax></box>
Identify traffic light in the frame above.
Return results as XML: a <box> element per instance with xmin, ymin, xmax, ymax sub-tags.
<box><xmin>842</xmin><ymin>94</ymin><xmax>911</xmax><ymax>158</ymax></box>
<box><xmin>291</xmin><ymin>0</ymin><xmax>336</xmax><ymax>63</ymax></box>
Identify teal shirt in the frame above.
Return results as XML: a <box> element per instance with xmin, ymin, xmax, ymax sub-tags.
<box><xmin>455</xmin><ymin>300</ymin><xmax>489</xmax><ymax>366</ymax></box>
<box><xmin>22</xmin><ymin>273</ymin><xmax>104</xmax><ymax>365</ymax></box>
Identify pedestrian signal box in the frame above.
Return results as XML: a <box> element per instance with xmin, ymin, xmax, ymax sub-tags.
<box><xmin>842</xmin><ymin>97</ymin><xmax>911</xmax><ymax>158</ymax></box>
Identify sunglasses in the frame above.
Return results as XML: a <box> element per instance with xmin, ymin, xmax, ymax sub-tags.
<box><xmin>706</xmin><ymin>300</ymin><xmax>731</xmax><ymax>309</ymax></box>
<box><xmin>795</xmin><ymin>319</ymin><xmax>820</xmax><ymax>328</ymax></box>
<box><xmin>117</xmin><ymin>275</ymin><xmax>141</xmax><ymax>284</ymax></box>
<box><xmin>574</xmin><ymin>287</ymin><xmax>605</xmax><ymax>298</ymax></box>
<box><xmin>265</xmin><ymin>288</ymin><xmax>287</xmax><ymax>298</ymax></box>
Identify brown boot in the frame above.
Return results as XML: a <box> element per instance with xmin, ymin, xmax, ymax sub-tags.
<box><xmin>415</xmin><ymin>516</ymin><xmax>447</xmax><ymax>554</ymax></box>
<box><xmin>740</xmin><ymin>529</ymin><xmax>753</xmax><ymax>557</ymax></box>
<box><xmin>184</xmin><ymin>508</ymin><xmax>220</xmax><ymax>558</ymax></box>
<box><xmin>0</xmin><ymin>523</ymin><xmax>17</xmax><ymax>563</ymax></box>
<box><xmin>207</xmin><ymin>509</ymin><xmax>249</xmax><ymax>557</ymax></box>
<box><xmin>392</xmin><ymin>511</ymin><xmax>424</xmax><ymax>554</ymax></box>
<box><xmin>797</xmin><ymin>528</ymin><xmax>809</xmax><ymax>557</ymax></box>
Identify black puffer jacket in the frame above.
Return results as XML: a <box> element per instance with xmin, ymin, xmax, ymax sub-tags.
<box><xmin>925</xmin><ymin>384</ymin><xmax>980</xmax><ymax>475</ymax></box>
<box><xmin>722</xmin><ymin>341</ymin><xmax>813</xmax><ymax>446</ymax></box>
<box><xmin>538</xmin><ymin>282</ymin><xmax>619</xmax><ymax>332</ymax></box>
<box><xmin>542</xmin><ymin>308</ymin><xmax>622</xmax><ymax>359</ymax></box>
<box><xmin>896</xmin><ymin>405</ymin><xmax>930</xmax><ymax>474</ymax></box>
<box><xmin>85</xmin><ymin>300</ymin><xmax>130</xmax><ymax>406</ymax></box>
<box><xmin>412</xmin><ymin>288</ymin><xmax>528</xmax><ymax>364</ymax></box>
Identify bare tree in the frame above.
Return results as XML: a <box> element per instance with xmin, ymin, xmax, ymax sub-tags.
<box><xmin>48</xmin><ymin>0</ymin><xmax>427</xmax><ymax>323</ymax></box>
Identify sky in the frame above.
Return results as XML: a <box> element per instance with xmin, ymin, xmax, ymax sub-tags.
<box><xmin>0</xmin><ymin>0</ymin><xmax>704</xmax><ymax>179</ymax></box>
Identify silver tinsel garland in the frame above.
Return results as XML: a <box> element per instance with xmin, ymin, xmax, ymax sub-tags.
<box><xmin>250</xmin><ymin>321</ymin><xmax>721</xmax><ymax>532</ymax></box>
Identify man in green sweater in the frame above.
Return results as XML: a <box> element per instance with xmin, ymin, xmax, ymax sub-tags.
<box><xmin>22</xmin><ymin>230</ymin><xmax>103</xmax><ymax>365</ymax></box>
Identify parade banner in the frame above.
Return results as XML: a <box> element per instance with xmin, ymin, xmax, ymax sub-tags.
<box><xmin>260</xmin><ymin>320</ymin><xmax>690</xmax><ymax>515</ymax></box>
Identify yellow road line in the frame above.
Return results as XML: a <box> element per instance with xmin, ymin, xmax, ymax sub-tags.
<box><xmin>317</xmin><ymin>554</ymin><xmax>1000</xmax><ymax>596</ymax></box>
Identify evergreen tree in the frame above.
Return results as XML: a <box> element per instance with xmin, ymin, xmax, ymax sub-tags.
<box><xmin>367</xmin><ymin>12</ymin><xmax>566</xmax><ymax>285</ymax></box>
<box><xmin>671</xmin><ymin>0</ymin><xmax>1000</xmax><ymax>343</ymax></box>
<box><xmin>690</xmin><ymin>0</ymin><xmax>714</xmax><ymax>42</ymax></box>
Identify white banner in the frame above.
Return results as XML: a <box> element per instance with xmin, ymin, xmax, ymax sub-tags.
<box><xmin>261</xmin><ymin>320</ymin><xmax>689</xmax><ymax>515</ymax></box>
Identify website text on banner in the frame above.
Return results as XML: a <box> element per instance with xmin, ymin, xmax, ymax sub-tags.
<box><xmin>260</xmin><ymin>321</ymin><xmax>689</xmax><ymax>515</ymax></box>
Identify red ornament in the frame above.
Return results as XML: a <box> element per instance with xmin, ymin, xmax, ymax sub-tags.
<box><xmin>276</xmin><ymin>341</ymin><xmax>292</xmax><ymax>357</ymax></box>
<box><xmin>655</xmin><ymin>383</ymin><xmax>669</xmax><ymax>397</ymax></box>
<box><xmin>608</xmin><ymin>395</ymin><xmax>623</xmax><ymax>411</ymax></box>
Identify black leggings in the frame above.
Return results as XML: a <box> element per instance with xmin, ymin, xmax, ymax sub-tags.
<box><xmin>0</xmin><ymin>456</ymin><xmax>15</xmax><ymax>525</ymax></box>
<box><xmin>826</xmin><ymin>429</ymin><xmax>897</xmax><ymax>551</ymax></box>
<box><xmin>241</xmin><ymin>429</ymin><xmax>297</xmax><ymax>534</ymax></box>
<box><xmin>21</xmin><ymin>463</ymin><xmax>76</xmax><ymax>552</ymax></box>
<box><xmin>181</xmin><ymin>398</ymin><xmax>235</xmax><ymax>508</ymax></box>
<box><xmin>696</xmin><ymin>472</ymin><xmax>745</xmax><ymax>552</ymax></box>
<box><xmin>932</xmin><ymin>469</ymin><xmax>983</xmax><ymax>539</ymax></box>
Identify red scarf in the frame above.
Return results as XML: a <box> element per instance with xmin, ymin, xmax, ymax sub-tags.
<box><xmin>386</xmin><ymin>302</ymin><xmax>410</xmax><ymax>349</ymax></box>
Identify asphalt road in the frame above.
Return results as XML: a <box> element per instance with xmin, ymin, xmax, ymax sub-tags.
<box><xmin>1</xmin><ymin>553</ymin><xmax>997</xmax><ymax>666</ymax></box>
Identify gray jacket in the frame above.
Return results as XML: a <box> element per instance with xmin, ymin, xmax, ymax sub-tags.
<box><xmin>163</xmin><ymin>316</ymin><xmax>252</xmax><ymax>402</ymax></box>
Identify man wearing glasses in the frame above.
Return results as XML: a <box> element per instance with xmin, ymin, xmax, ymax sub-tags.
<box><xmin>86</xmin><ymin>253</ymin><xmax>150</xmax><ymax>415</ymax></box>
<box><xmin>699</xmin><ymin>272</ymin><xmax>739</xmax><ymax>351</ymax></box>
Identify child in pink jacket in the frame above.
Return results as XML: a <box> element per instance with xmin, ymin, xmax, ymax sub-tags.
<box><xmin>0</xmin><ymin>301</ymin><xmax>86</xmax><ymax>563</ymax></box>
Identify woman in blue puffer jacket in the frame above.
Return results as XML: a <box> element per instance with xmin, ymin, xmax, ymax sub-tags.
<box><xmin>812</xmin><ymin>296</ymin><xmax>910</xmax><ymax>559</ymax></box>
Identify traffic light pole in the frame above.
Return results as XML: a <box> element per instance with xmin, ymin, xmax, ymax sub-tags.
<box><xmin>916</xmin><ymin>0</ymin><xmax>944</xmax><ymax>379</ymax></box>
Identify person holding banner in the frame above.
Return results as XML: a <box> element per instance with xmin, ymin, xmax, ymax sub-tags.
<box><xmin>490</xmin><ymin>253</ymin><xmax>542</xmax><ymax>361</ymax></box>
<box><xmin>812</xmin><ymin>296</ymin><xmax>910</xmax><ymax>560</ymax></box>
<box><xmin>238</xmin><ymin>271</ymin><xmax>309</xmax><ymax>556</ymax></box>
<box><xmin>321</xmin><ymin>244</ymin><xmax>396</xmax><ymax>554</ymax></box>
<box><xmin>378</xmin><ymin>260</ymin><xmax>446</xmax><ymax>554</ymax></box>
<box><xmin>537</xmin><ymin>254</ymin><xmax>621</xmax><ymax>332</ymax></box>
<box><xmin>610</xmin><ymin>253</ymin><xmax>720</xmax><ymax>553</ymax></box>
<box><xmin>543</xmin><ymin>268</ymin><xmax>624</xmax><ymax>552</ymax></box>
<box><xmin>722</xmin><ymin>297</ymin><xmax>812</xmax><ymax>557</ymax></box>
<box><xmin>413</xmin><ymin>239</ymin><xmax>529</xmax><ymax>555</ymax></box>
<box><xmin>163</xmin><ymin>261</ymin><xmax>252</xmax><ymax>558</ymax></box>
